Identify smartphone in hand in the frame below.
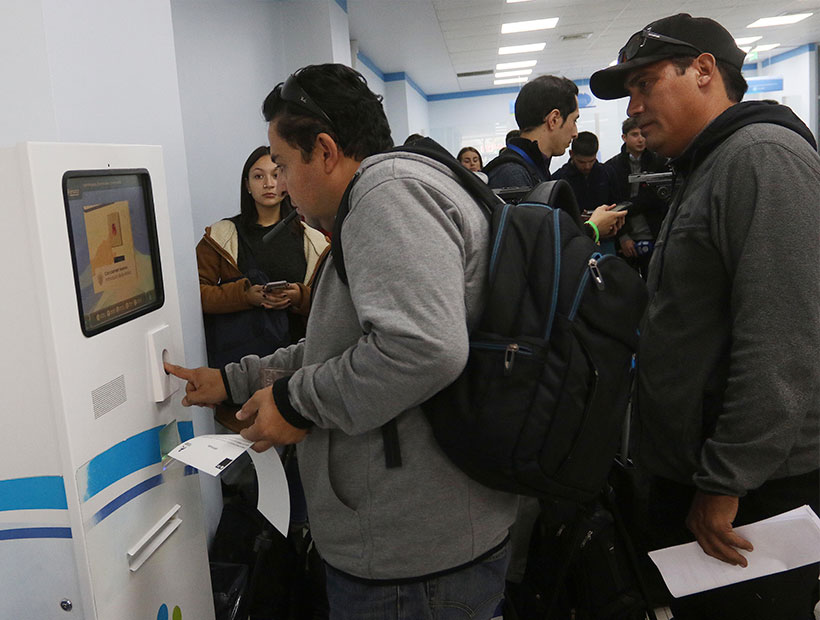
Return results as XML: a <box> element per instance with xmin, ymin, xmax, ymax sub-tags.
<box><xmin>612</xmin><ymin>201</ymin><xmax>632</xmax><ymax>213</ymax></box>
<box><xmin>262</xmin><ymin>280</ymin><xmax>289</xmax><ymax>293</ymax></box>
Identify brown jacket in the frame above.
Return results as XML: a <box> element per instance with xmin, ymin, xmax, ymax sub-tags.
<box><xmin>196</xmin><ymin>218</ymin><xmax>329</xmax><ymax>316</ymax></box>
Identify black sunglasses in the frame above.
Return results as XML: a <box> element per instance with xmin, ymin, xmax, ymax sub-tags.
<box><xmin>618</xmin><ymin>27</ymin><xmax>702</xmax><ymax>64</ymax></box>
<box><xmin>275</xmin><ymin>73</ymin><xmax>336</xmax><ymax>130</ymax></box>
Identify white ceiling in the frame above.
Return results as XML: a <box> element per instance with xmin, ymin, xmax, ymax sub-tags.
<box><xmin>347</xmin><ymin>0</ymin><xmax>820</xmax><ymax>95</ymax></box>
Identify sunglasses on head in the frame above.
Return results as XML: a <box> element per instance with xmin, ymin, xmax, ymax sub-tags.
<box><xmin>618</xmin><ymin>27</ymin><xmax>702</xmax><ymax>64</ymax></box>
<box><xmin>274</xmin><ymin>73</ymin><xmax>336</xmax><ymax>129</ymax></box>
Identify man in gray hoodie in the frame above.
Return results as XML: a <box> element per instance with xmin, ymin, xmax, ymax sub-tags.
<box><xmin>167</xmin><ymin>64</ymin><xmax>517</xmax><ymax>619</ymax></box>
<box><xmin>590</xmin><ymin>13</ymin><xmax>820</xmax><ymax>620</ymax></box>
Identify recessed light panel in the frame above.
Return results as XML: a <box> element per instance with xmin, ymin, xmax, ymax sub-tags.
<box><xmin>735</xmin><ymin>36</ymin><xmax>762</xmax><ymax>45</ymax></box>
<box><xmin>499</xmin><ymin>42</ymin><xmax>547</xmax><ymax>55</ymax></box>
<box><xmin>747</xmin><ymin>13</ymin><xmax>812</xmax><ymax>28</ymax></box>
<box><xmin>752</xmin><ymin>43</ymin><xmax>781</xmax><ymax>52</ymax></box>
<box><xmin>495</xmin><ymin>69</ymin><xmax>534</xmax><ymax>78</ymax></box>
<box><xmin>494</xmin><ymin>77</ymin><xmax>529</xmax><ymax>85</ymax></box>
<box><xmin>496</xmin><ymin>59</ymin><xmax>538</xmax><ymax>70</ymax></box>
<box><xmin>501</xmin><ymin>18</ymin><xmax>559</xmax><ymax>33</ymax></box>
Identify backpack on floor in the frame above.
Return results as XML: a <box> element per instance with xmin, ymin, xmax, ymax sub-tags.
<box><xmin>332</xmin><ymin>138</ymin><xmax>648</xmax><ymax>503</ymax></box>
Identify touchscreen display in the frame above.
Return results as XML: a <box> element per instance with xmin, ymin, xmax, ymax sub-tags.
<box><xmin>63</xmin><ymin>170</ymin><xmax>164</xmax><ymax>336</ymax></box>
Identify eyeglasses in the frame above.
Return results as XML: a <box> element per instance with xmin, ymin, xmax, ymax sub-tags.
<box><xmin>274</xmin><ymin>73</ymin><xmax>336</xmax><ymax>130</ymax></box>
<box><xmin>618</xmin><ymin>27</ymin><xmax>702</xmax><ymax>64</ymax></box>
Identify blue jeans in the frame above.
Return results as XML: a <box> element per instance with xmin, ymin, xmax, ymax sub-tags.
<box><xmin>324</xmin><ymin>541</ymin><xmax>509</xmax><ymax>620</ymax></box>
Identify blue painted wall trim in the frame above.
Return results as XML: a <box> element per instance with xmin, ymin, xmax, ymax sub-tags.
<box><xmin>429</xmin><ymin>85</ymin><xmax>523</xmax><ymax>101</ymax></box>
<box><xmin>91</xmin><ymin>466</ymin><xmax>198</xmax><ymax>526</ymax></box>
<box><xmin>0</xmin><ymin>527</ymin><xmax>72</xmax><ymax>541</ymax></box>
<box><xmin>178</xmin><ymin>420</ymin><xmax>194</xmax><ymax>442</ymax></box>
<box><xmin>762</xmin><ymin>43</ymin><xmax>816</xmax><ymax>68</ymax></box>
<box><xmin>0</xmin><ymin>476</ymin><xmax>68</xmax><ymax>512</ymax></box>
<box><xmin>742</xmin><ymin>62</ymin><xmax>758</xmax><ymax>72</ymax></box>
<box><xmin>356</xmin><ymin>51</ymin><xmax>385</xmax><ymax>81</ymax></box>
<box><xmin>574</xmin><ymin>78</ymin><xmax>590</xmax><ymax>86</ymax></box>
<box><xmin>383</xmin><ymin>72</ymin><xmax>429</xmax><ymax>101</ymax></box>
<box><xmin>80</xmin><ymin>426</ymin><xmax>164</xmax><ymax>501</ymax></box>
<box><xmin>333</xmin><ymin>0</ymin><xmax>347</xmax><ymax>13</ymax></box>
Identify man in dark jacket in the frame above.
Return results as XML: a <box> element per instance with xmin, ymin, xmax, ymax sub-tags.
<box><xmin>484</xmin><ymin>75</ymin><xmax>579</xmax><ymax>189</ymax></box>
<box><xmin>604</xmin><ymin>117</ymin><xmax>670</xmax><ymax>276</ymax></box>
<box><xmin>552</xmin><ymin>131</ymin><xmax>615</xmax><ymax>213</ymax></box>
<box><xmin>591</xmin><ymin>13</ymin><xmax>820</xmax><ymax>620</ymax></box>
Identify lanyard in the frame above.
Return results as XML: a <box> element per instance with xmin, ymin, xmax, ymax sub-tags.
<box><xmin>506</xmin><ymin>144</ymin><xmax>541</xmax><ymax>172</ymax></box>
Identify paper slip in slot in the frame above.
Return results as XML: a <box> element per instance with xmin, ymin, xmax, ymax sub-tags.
<box><xmin>649</xmin><ymin>505</ymin><xmax>820</xmax><ymax>598</ymax></box>
<box><xmin>167</xmin><ymin>434</ymin><xmax>290</xmax><ymax>536</ymax></box>
<box><xmin>168</xmin><ymin>434</ymin><xmax>254</xmax><ymax>477</ymax></box>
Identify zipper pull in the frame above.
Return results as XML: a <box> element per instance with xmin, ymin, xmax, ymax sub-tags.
<box><xmin>504</xmin><ymin>343</ymin><xmax>519</xmax><ymax>376</ymax></box>
<box><xmin>589</xmin><ymin>257</ymin><xmax>605</xmax><ymax>291</ymax></box>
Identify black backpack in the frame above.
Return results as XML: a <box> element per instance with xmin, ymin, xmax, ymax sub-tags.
<box><xmin>332</xmin><ymin>139</ymin><xmax>648</xmax><ymax>503</ymax></box>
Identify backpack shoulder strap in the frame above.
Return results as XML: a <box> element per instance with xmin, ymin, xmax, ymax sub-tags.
<box><xmin>332</xmin><ymin>138</ymin><xmax>499</xmax><ymax>285</ymax></box>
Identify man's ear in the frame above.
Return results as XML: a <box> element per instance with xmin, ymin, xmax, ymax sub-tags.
<box><xmin>693</xmin><ymin>53</ymin><xmax>717</xmax><ymax>87</ymax></box>
<box><xmin>315</xmin><ymin>132</ymin><xmax>341</xmax><ymax>172</ymax></box>
<box><xmin>545</xmin><ymin>108</ymin><xmax>562</xmax><ymax>130</ymax></box>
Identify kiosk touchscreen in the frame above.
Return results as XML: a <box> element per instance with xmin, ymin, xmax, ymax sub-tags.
<box><xmin>62</xmin><ymin>170</ymin><xmax>164</xmax><ymax>336</ymax></box>
<box><xmin>0</xmin><ymin>143</ymin><xmax>214</xmax><ymax>620</ymax></box>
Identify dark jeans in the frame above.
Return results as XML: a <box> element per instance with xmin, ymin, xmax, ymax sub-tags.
<box><xmin>324</xmin><ymin>541</ymin><xmax>509</xmax><ymax>620</ymax></box>
<box><xmin>647</xmin><ymin>471</ymin><xmax>820</xmax><ymax>620</ymax></box>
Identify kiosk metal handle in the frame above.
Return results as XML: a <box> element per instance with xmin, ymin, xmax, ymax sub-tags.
<box><xmin>126</xmin><ymin>504</ymin><xmax>182</xmax><ymax>572</ymax></box>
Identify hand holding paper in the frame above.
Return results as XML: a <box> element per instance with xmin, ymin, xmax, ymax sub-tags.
<box><xmin>686</xmin><ymin>491</ymin><xmax>754</xmax><ymax>567</ymax></box>
<box><xmin>650</xmin><ymin>505</ymin><xmax>820</xmax><ymax>598</ymax></box>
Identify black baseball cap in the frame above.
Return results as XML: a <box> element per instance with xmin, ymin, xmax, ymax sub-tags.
<box><xmin>590</xmin><ymin>13</ymin><xmax>747</xmax><ymax>100</ymax></box>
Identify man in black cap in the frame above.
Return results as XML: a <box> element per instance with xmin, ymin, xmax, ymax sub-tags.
<box><xmin>591</xmin><ymin>13</ymin><xmax>820</xmax><ymax>620</ymax></box>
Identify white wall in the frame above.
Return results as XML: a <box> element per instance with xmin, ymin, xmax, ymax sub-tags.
<box><xmin>171</xmin><ymin>0</ymin><xmax>287</xmax><ymax>235</ymax></box>
<box><xmin>429</xmin><ymin>91</ymin><xmax>518</xmax><ymax>163</ymax></box>
<box><xmin>406</xmin><ymin>83</ymin><xmax>430</xmax><ymax>140</ymax></box>
<box><xmin>0</xmin><ymin>0</ymin><xmax>222</xmax><ymax>541</ymax></box>
<box><xmin>427</xmin><ymin>84</ymin><xmax>630</xmax><ymax>169</ymax></box>
<box><xmin>747</xmin><ymin>46</ymin><xmax>818</xmax><ymax>140</ymax></box>
<box><xmin>384</xmin><ymin>81</ymin><xmax>410</xmax><ymax>145</ymax></box>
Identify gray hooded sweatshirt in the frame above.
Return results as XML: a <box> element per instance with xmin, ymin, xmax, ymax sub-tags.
<box><xmin>225</xmin><ymin>151</ymin><xmax>518</xmax><ymax>580</ymax></box>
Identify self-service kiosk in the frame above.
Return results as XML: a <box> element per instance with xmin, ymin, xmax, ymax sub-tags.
<box><xmin>0</xmin><ymin>143</ymin><xmax>214</xmax><ymax>619</ymax></box>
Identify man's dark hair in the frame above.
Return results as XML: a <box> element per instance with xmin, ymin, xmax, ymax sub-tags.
<box><xmin>571</xmin><ymin>132</ymin><xmax>599</xmax><ymax>157</ymax></box>
<box><xmin>505</xmin><ymin>129</ymin><xmax>521</xmax><ymax>142</ymax></box>
<box><xmin>622</xmin><ymin>117</ymin><xmax>639</xmax><ymax>135</ymax></box>
<box><xmin>404</xmin><ymin>133</ymin><xmax>425</xmax><ymax>145</ymax></box>
<box><xmin>262</xmin><ymin>64</ymin><xmax>393</xmax><ymax>162</ymax></box>
<box><xmin>668</xmin><ymin>55</ymin><xmax>748</xmax><ymax>103</ymax></box>
<box><xmin>514</xmin><ymin>75</ymin><xmax>579</xmax><ymax>132</ymax></box>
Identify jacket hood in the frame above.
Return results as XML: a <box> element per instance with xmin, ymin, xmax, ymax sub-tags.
<box><xmin>672</xmin><ymin>101</ymin><xmax>817</xmax><ymax>175</ymax></box>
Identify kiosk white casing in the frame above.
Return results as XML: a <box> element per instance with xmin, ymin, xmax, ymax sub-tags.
<box><xmin>0</xmin><ymin>142</ymin><xmax>214</xmax><ymax>619</ymax></box>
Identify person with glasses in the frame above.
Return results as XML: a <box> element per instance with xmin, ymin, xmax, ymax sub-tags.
<box><xmin>166</xmin><ymin>64</ymin><xmax>517</xmax><ymax>620</ymax></box>
<box><xmin>591</xmin><ymin>13</ymin><xmax>820</xmax><ymax>620</ymax></box>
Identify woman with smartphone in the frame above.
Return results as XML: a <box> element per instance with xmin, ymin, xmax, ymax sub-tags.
<box><xmin>196</xmin><ymin>145</ymin><xmax>328</xmax><ymax>368</ymax></box>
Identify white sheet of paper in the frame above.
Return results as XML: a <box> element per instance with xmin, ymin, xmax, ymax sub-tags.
<box><xmin>168</xmin><ymin>434</ymin><xmax>290</xmax><ymax>536</ymax></box>
<box><xmin>649</xmin><ymin>505</ymin><xmax>820</xmax><ymax>598</ymax></box>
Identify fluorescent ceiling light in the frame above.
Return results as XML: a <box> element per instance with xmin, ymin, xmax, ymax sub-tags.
<box><xmin>501</xmin><ymin>18</ymin><xmax>559</xmax><ymax>33</ymax></box>
<box><xmin>506</xmin><ymin>0</ymin><xmax>534</xmax><ymax>3</ymax></box>
<box><xmin>740</xmin><ymin>46</ymin><xmax>753</xmax><ymax>53</ymax></box>
<box><xmin>752</xmin><ymin>43</ymin><xmax>781</xmax><ymax>52</ymax></box>
<box><xmin>495</xmin><ymin>69</ymin><xmax>534</xmax><ymax>78</ymax></box>
<box><xmin>735</xmin><ymin>36</ymin><xmax>762</xmax><ymax>45</ymax></box>
<box><xmin>496</xmin><ymin>59</ymin><xmax>538</xmax><ymax>70</ymax></box>
<box><xmin>747</xmin><ymin>13</ymin><xmax>812</xmax><ymax>28</ymax></box>
<box><xmin>499</xmin><ymin>42</ymin><xmax>546</xmax><ymax>55</ymax></box>
<box><xmin>495</xmin><ymin>77</ymin><xmax>529</xmax><ymax>85</ymax></box>
<box><xmin>608</xmin><ymin>59</ymin><xmax>618</xmax><ymax>67</ymax></box>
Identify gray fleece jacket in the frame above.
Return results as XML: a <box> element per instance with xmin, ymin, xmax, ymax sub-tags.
<box><xmin>225</xmin><ymin>151</ymin><xmax>518</xmax><ymax>580</ymax></box>
<box><xmin>637</xmin><ymin>102</ymin><xmax>820</xmax><ymax>496</ymax></box>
